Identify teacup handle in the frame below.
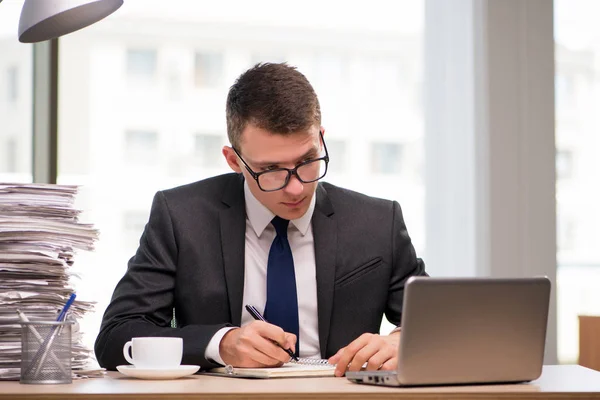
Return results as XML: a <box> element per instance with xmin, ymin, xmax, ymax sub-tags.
<box><xmin>123</xmin><ymin>341</ymin><xmax>134</xmax><ymax>365</ymax></box>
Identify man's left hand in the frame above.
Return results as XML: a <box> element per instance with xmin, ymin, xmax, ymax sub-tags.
<box><xmin>327</xmin><ymin>332</ymin><xmax>400</xmax><ymax>377</ymax></box>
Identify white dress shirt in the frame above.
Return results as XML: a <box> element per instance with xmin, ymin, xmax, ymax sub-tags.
<box><xmin>204</xmin><ymin>181</ymin><xmax>320</xmax><ymax>364</ymax></box>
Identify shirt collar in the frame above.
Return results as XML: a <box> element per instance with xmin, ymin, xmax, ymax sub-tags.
<box><xmin>244</xmin><ymin>180</ymin><xmax>316</xmax><ymax>238</ymax></box>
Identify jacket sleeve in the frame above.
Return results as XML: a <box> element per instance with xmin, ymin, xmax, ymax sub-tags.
<box><xmin>385</xmin><ymin>200</ymin><xmax>428</xmax><ymax>326</ymax></box>
<box><xmin>94</xmin><ymin>191</ymin><xmax>230</xmax><ymax>371</ymax></box>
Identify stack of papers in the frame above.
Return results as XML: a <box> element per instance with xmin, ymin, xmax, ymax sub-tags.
<box><xmin>0</xmin><ymin>183</ymin><xmax>100</xmax><ymax>380</ymax></box>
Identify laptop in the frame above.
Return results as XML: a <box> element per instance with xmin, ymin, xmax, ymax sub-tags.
<box><xmin>346</xmin><ymin>276</ymin><xmax>550</xmax><ymax>387</ymax></box>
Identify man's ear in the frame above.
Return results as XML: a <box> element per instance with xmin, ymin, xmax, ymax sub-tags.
<box><xmin>222</xmin><ymin>146</ymin><xmax>242</xmax><ymax>173</ymax></box>
<box><xmin>319</xmin><ymin>126</ymin><xmax>326</xmax><ymax>148</ymax></box>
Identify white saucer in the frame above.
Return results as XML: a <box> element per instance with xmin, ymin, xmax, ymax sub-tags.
<box><xmin>116</xmin><ymin>365</ymin><xmax>200</xmax><ymax>380</ymax></box>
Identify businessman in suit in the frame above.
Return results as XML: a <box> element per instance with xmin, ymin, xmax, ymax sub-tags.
<box><xmin>95</xmin><ymin>62</ymin><xmax>426</xmax><ymax>377</ymax></box>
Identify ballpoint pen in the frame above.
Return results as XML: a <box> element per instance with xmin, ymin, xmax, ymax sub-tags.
<box><xmin>56</xmin><ymin>293</ymin><xmax>77</xmax><ymax>323</ymax></box>
<box><xmin>245</xmin><ymin>304</ymin><xmax>299</xmax><ymax>362</ymax></box>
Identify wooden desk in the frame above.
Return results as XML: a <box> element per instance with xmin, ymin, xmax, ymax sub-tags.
<box><xmin>1</xmin><ymin>365</ymin><xmax>599</xmax><ymax>400</ymax></box>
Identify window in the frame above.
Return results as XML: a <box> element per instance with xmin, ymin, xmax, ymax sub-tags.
<box><xmin>126</xmin><ymin>49</ymin><xmax>157</xmax><ymax>80</ymax></box>
<box><xmin>125</xmin><ymin>130</ymin><xmax>158</xmax><ymax>163</ymax></box>
<box><xmin>370</xmin><ymin>142</ymin><xmax>404</xmax><ymax>174</ymax></box>
<box><xmin>250</xmin><ymin>53</ymin><xmax>287</xmax><ymax>67</ymax></box>
<box><xmin>194</xmin><ymin>133</ymin><xmax>224</xmax><ymax>167</ymax></box>
<box><xmin>4</xmin><ymin>138</ymin><xmax>17</xmax><ymax>173</ymax></box>
<box><xmin>123</xmin><ymin>211</ymin><xmax>149</xmax><ymax>248</ymax></box>
<box><xmin>555</xmin><ymin>0</ymin><xmax>600</xmax><ymax>364</ymax></box>
<box><xmin>0</xmin><ymin>1</ymin><xmax>32</xmax><ymax>183</ymax></box>
<box><xmin>556</xmin><ymin>149</ymin><xmax>574</xmax><ymax>180</ymax></box>
<box><xmin>557</xmin><ymin>215</ymin><xmax>576</xmax><ymax>252</ymax></box>
<box><xmin>57</xmin><ymin>0</ymin><xmax>424</xmax><ymax>350</ymax></box>
<box><xmin>167</xmin><ymin>61</ymin><xmax>183</xmax><ymax>101</ymax></box>
<box><xmin>313</xmin><ymin>54</ymin><xmax>344</xmax><ymax>95</ymax></box>
<box><xmin>194</xmin><ymin>52</ymin><xmax>223</xmax><ymax>88</ymax></box>
<box><xmin>325</xmin><ymin>139</ymin><xmax>347</xmax><ymax>173</ymax></box>
<box><xmin>554</xmin><ymin>47</ymin><xmax>594</xmax><ymax>121</ymax></box>
<box><xmin>7</xmin><ymin>66</ymin><xmax>18</xmax><ymax>102</ymax></box>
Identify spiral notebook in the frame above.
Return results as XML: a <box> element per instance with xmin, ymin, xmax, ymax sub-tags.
<box><xmin>208</xmin><ymin>358</ymin><xmax>335</xmax><ymax>378</ymax></box>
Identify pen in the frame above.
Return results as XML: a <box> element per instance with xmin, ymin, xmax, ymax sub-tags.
<box><xmin>245</xmin><ymin>304</ymin><xmax>299</xmax><ymax>362</ymax></box>
<box><xmin>56</xmin><ymin>293</ymin><xmax>77</xmax><ymax>322</ymax></box>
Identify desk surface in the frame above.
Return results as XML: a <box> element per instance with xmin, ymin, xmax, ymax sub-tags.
<box><xmin>1</xmin><ymin>365</ymin><xmax>600</xmax><ymax>400</ymax></box>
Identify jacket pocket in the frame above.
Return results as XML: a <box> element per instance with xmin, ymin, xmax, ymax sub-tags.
<box><xmin>334</xmin><ymin>257</ymin><xmax>383</xmax><ymax>288</ymax></box>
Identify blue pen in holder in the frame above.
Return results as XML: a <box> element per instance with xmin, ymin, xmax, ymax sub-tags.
<box><xmin>20</xmin><ymin>319</ymin><xmax>74</xmax><ymax>384</ymax></box>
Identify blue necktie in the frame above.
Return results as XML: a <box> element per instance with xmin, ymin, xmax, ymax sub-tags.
<box><xmin>264</xmin><ymin>216</ymin><xmax>300</xmax><ymax>357</ymax></box>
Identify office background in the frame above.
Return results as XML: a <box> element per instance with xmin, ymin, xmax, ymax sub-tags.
<box><xmin>0</xmin><ymin>0</ymin><xmax>598</xmax><ymax>366</ymax></box>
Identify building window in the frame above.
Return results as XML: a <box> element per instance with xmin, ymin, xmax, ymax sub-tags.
<box><xmin>125</xmin><ymin>130</ymin><xmax>158</xmax><ymax>163</ymax></box>
<box><xmin>194</xmin><ymin>133</ymin><xmax>223</xmax><ymax>167</ymax></box>
<box><xmin>556</xmin><ymin>149</ymin><xmax>573</xmax><ymax>180</ymax></box>
<box><xmin>194</xmin><ymin>52</ymin><xmax>223</xmax><ymax>88</ymax></box>
<box><xmin>123</xmin><ymin>210</ymin><xmax>148</xmax><ymax>248</ymax></box>
<box><xmin>370</xmin><ymin>142</ymin><xmax>403</xmax><ymax>174</ymax></box>
<box><xmin>326</xmin><ymin>139</ymin><xmax>347</xmax><ymax>173</ymax></box>
<box><xmin>4</xmin><ymin>138</ymin><xmax>17</xmax><ymax>173</ymax></box>
<box><xmin>313</xmin><ymin>54</ymin><xmax>343</xmax><ymax>92</ymax></box>
<box><xmin>557</xmin><ymin>216</ymin><xmax>576</xmax><ymax>252</ymax></box>
<box><xmin>167</xmin><ymin>64</ymin><xmax>183</xmax><ymax>100</ymax></box>
<box><xmin>126</xmin><ymin>49</ymin><xmax>157</xmax><ymax>80</ymax></box>
<box><xmin>250</xmin><ymin>53</ymin><xmax>287</xmax><ymax>67</ymax></box>
<box><xmin>7</xmin><ymin>66</ymin><xmax>18</xmax><ymax>102</ymax></box>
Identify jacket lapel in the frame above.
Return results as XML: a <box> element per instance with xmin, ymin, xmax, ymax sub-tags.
<box><xmin>220</xmin><ymin>174</ymin><xmax>246</xmax><ymax>326</ymax></box>
<box><xmin>312</xmin><ymin>184</ymin><xmax>337</xmax><ymax>357</ymax></box>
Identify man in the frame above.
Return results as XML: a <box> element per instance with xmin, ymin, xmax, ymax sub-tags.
<box><xmin>95</xmin><ymin>62</ymin><xmax>426</xmax><ymax>377</ymax></box>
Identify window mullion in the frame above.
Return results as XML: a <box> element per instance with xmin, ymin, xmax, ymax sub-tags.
<box><xmin>32</xmin><ymin>38</ymin><xmax>58</xmax><ymax>184</ymax></box>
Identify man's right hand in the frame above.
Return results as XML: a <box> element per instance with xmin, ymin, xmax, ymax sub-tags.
<box><xmin>219</xmin><ymin>321</ymin><xmax>297</xmax><ymax>367</ymax></box>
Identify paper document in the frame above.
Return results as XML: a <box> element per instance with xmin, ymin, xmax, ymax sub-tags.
<box><xmin>0</xmin><ymin>183</ymin><xmax>99</xmax><ymax>380</ymax></box>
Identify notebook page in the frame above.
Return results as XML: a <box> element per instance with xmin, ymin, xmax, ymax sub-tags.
<box><xmin>209</xmin><ymin>359</ymin><xmax>335</xmax><ymax>378</ymax></box>
<box><xmin>291</xmin><ymin>357</ymin><xmax>331</xmax><ymax>366</ymax></box>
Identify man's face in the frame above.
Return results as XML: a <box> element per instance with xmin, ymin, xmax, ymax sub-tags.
<box><xmin>223</xmin><ymin>124</ymin><xmax>323</xmax><ymax>220</ymax></box>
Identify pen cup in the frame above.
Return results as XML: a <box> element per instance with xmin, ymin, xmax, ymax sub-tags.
<box><xmin>20</xmin><ymin>320</ymin><xmax>73</xmax><ymax>384</ymax></box>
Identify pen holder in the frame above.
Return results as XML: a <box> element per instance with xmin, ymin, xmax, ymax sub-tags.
<box><xmin>20</xmin><ymin>320</ymin><xmax>73</xmax><ymax>384</ymax></box>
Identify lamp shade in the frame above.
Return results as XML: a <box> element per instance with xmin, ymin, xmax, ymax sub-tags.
<box><xmin>18</xmin><ymin>0</ymin><xmax>123</xmax><ymax>43</ymax></box>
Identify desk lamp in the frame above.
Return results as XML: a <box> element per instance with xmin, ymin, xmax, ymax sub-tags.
<box><xmin>1</xmin><ymin>0</ymin><xmax>123</xmax><ymax>43</ymax></box>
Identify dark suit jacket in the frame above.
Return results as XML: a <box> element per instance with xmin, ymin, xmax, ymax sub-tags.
<box><xmin>94</xmin><ymin>173</ymin><xmax>426</xmax><ymax>370</ymax></box>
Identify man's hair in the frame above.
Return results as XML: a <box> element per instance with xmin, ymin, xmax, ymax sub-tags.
<box><xmin>226</xmin><ymin>62</ymin><xmax>321</xmax><ymax>149</ymax></box>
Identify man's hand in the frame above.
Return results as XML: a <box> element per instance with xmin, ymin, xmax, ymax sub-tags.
<box><xmin>219</xmin><ymin>321</ymin><xmax>297</xmax><ymax>367</ymax></box>
<box><xmin>328</xmin><ymin>332</ymin><xmax>400</xmax><ymax>377</ymax></box>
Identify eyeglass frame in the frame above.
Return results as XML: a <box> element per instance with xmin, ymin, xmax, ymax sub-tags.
<box><xmin>232</xmin><ymin>130</ymin><xmax>330</xmax><ymax>192</ymax></box>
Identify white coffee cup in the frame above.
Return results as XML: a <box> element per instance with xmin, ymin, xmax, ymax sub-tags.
<box><xmin>122</xmin><ymin>337</ymin><xmax>183</xmax><ymax>369</ymax></box>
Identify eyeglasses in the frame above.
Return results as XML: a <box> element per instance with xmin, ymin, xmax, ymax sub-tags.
<box><xmin>233</xmin><ymin>131</ymin><xmax>329</xmax><ymax>192</ymax></box>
